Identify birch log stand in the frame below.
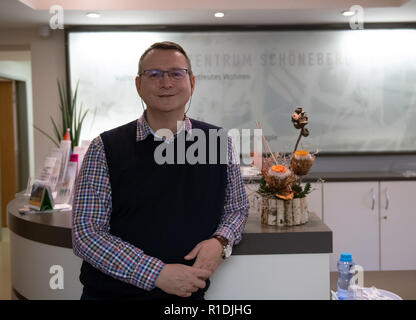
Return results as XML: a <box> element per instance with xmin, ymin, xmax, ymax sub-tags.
<box><xmin>258</xmin><ymin>195</ymin><xmax>309</xmax><ymax>227</ymax></box>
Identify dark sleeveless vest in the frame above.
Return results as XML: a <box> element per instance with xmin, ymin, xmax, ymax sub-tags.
<box><xmin>79</xmin><ymin>119</ymin><xmax>228</xmax><ymax>299</ymax></box>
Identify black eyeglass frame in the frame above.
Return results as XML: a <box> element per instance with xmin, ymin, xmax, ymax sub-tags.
<box><xmin>138</xmin><ymin>68</ymin><xmax>189</xmax><ymax>79</ymax></box>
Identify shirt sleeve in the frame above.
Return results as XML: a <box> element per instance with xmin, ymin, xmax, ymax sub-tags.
<box><xmin>72</xmin><ymin>136</ymin><xmax>165</xmax><ymax>291</ymax></box>
<box><xmin>212</xmin><ymin>136</ymin><xmax>249</xmax><ymax>246</ymax></box>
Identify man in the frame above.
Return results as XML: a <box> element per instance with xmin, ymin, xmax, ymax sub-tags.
<box><xmin>72</xmin><ymin>41</ymin><xmax>249</xmax><ymax>300</ymax></box>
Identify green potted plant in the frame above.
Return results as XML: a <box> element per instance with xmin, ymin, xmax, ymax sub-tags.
<box><xmin>34</xmin><ymin>80</ymin><xmax>88</xmax><ymax>151</ymax></box>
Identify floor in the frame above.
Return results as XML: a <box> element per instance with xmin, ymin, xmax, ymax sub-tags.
<box><xmin>330</xmin><ymin>271</ymin><xmax>416</xmax><ymax>300</ymax></box>
<box><xmin>0</xmin><ymin>227</ymin><xmax>415</xmax><ymax>300</ymax></box>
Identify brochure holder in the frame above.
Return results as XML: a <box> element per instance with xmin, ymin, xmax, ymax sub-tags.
<box><xmin>28</xmin><ymin>181</ymin><xmax>54</xmax><ymax>211</ymax></box>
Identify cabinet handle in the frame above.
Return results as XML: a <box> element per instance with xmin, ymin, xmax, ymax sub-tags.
<box><xmin>371</xmin><ymin>188</ymin><xmax>376</xmax><ymax>210</ymax></box>
<box><xmin>385</xmin><ymin>189</ymin><xmax>390</xmax><ymax>210</ymax></box>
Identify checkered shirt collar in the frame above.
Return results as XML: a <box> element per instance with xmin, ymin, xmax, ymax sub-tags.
<box><xmin>136</xmin><ymin>111</ymin><xmax>192</xmax><ymax>142</ymax></box>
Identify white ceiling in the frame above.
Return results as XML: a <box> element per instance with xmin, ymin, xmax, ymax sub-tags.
<box><xmin>0</xmin><ymin>0</ymin><xmax>415</xmax><ymax>28</ymax></box>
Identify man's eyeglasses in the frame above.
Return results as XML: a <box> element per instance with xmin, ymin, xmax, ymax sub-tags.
<box><xmin>139</xmin><ymin>68</ymin><xmax>189</xmax><ymax>80</ymax></box>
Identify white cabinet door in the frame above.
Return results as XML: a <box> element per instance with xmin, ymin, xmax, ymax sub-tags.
<box><xmin>380</xmin><ymin>181</ymin><xmax>416</xmax><ymax>270</ymax></box>
<box><xmin>305</xmin><ymin>182</ymin><xmax>323</xmax><ymax>219</ymax></box>
<box><xmin>323</xmin><ymin>182</ymin><xmax>380</xmax><ymax>271</ymax></box>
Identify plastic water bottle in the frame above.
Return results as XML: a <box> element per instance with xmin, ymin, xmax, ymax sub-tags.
<box><xmin>337</xmin><ymin>252</ymin><xmax>355</xmax><ymax>300</ymax></box>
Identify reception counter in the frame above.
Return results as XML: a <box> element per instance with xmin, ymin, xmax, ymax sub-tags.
<box><xmin>7</xmin><ymin>196</ymin><xmax>332</xmax><ymax>300</ymax></box>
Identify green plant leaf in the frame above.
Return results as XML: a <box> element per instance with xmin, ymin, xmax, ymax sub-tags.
<box><xmin>64</xmin><ymin>82</ymin><xmax>71</xmax><ymax>132</ymax></box>
<box><xmin>75</xmin><ymin>107</ymin><xmax>88</xmax><ymax>148</ymax></box>
<box><xmin>57</xmin><ymin>80</ymin><xmax>68</xmax><ymax>138</ymax></box>
<box><xmin>303</xmin><ymin>182</ymin><xmax>311</xmax><ymax>195</ymax></box>
<box><xmin>72</xmin><ymin>81</ymin><xmax>79</xmax><ymax>115</ymax></box>
<box><xmin>70</xmin><ymin>83</ymin><xmax>79</xmax><ymax>116</ymax></box>
<box><xmin>33</xmin><ymin>125</ymin><xmax>60</xmax><ymax>148</ymax></box>
<box><xmin>72</xmin><ymin>100</ymin><xmax>77</xmax><ymax>143</ymax></box>
<box><xmin>36</xmin><ymin>79</ymin><xmax>89</xmax><ymax>152</ymax></box>
<box><xmin>293</xmin><ymin>182</ymin><xmax>312</xmax><ymax>198</ymax></box>
<box><xmin>50</xmin><ymin>116</ymin><xmax>61</xmax><ymax>143</ymax></box>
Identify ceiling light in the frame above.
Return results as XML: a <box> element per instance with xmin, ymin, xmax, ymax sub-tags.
<box><xmin>214</xmin><ymin>12</ymin><xmax>225</xmax><ymax>18</ymax></box>
<box><xmin>341</xmin><ymin>10</ymin><xmax>355</xmax><ymax>17</ymax></box>
<box><xmin>86</xmin><ymin>12</ymin><xmax>100</xmax><ymax>18</ymax></box>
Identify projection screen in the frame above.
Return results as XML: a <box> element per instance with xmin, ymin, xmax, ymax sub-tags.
<box><xmin>67</xmin><ymin>28</ymin><xmax>416</xmax><ymax>153</ymax></box>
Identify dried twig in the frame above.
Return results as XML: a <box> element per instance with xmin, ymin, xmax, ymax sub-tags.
<box><xmin>256</xmin><ymin>121</ymin><xmax>278</xmax><ymax>165</ymax></box>
<box><xmin>293</xmin><ymin>130</ymin><xmax>303</xmax><ymax>153</ymax></box>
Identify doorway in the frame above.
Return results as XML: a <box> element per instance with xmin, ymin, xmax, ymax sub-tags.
<box><xmin>0</xmin><ymin>79</ymin><xmax>17</xmax><ymax>228</ymax></box>
<box><xmin>0</xmin><ymin>78</ymin><xmax>30</xmax><ymax>229</ymax></box>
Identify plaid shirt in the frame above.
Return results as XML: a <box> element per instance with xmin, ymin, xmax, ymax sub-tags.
<box><xmin>72</xmin><ymin>113</ymin><xmax>249</xmax><ymax>291</ymax></box>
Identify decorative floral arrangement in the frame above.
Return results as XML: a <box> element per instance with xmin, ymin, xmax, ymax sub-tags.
<box><xmin>256</xmin><ymin>107</ymin><xmax>318</xmax><ymax>226</ymax></box>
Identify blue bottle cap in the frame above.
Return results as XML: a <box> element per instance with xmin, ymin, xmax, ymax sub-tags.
<box><xmin>340</xmin><ymin>252</ymin><xmax>352</xmax><ymax>262</ymax></box>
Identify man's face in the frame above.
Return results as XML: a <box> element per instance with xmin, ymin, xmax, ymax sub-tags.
<box><xmin>136</xmin><ymin>49</ymin><xmax>195</xmax><ymax>114</ymax></box>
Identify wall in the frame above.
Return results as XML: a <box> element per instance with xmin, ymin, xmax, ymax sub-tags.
<box><xmin>0</xmin><ymin>27</ymin><xmax>415</xmax><ymax>179</ymax></box>
<box><xmin>0</xmin><ymin>28</ymin><xmax>66</xmax><ymax>175</ymax></box>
